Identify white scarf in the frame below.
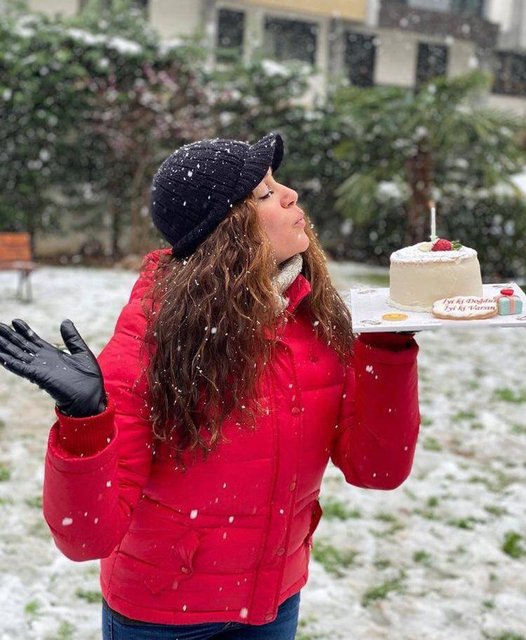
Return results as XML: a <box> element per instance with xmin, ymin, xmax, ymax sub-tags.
<box><xmin>272</xmin><ymin>254</ymin><xmax>303</xmax><ymax>314</ymax></box>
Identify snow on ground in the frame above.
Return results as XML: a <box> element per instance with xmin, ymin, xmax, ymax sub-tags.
<box><xmin>0</xmin><ymin>264</ymin><xmax>525</xmax><ymax>640</ymax></box>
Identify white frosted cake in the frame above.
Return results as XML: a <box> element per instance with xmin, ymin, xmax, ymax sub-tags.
<box><xmin>389</xmin><ymin>240</ymin><xmax>483</xmax><ymax>312</ymax></box>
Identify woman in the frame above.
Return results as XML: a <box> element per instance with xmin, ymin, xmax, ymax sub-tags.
<box><xmin>0</xmin><ymin>132</ymin><xmax>420</xmax><ymax>639</ymax></box>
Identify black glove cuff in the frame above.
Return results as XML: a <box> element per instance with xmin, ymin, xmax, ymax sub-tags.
<box><xmin>56</xmin><ymin>393</ymin><xmax>107</xmax><ymax>419</ymax></box>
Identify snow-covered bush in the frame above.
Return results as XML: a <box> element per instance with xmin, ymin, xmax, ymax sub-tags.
<box><xmin>0</xmin><ymin>0</ymin><xmax>209</xmax><ymax>257</ymax></box>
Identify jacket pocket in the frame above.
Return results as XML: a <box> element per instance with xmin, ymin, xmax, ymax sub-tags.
<box><xmin>140</xmin><ymin>529</ymin><xmax>201</xmax><ymax>595</ymax></box>
<box><xmin>304</xmin><ymin>500</ymin><xmax>323</xmax><ymax>548</ymax></box>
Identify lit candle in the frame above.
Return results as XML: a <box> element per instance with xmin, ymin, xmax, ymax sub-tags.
<box><xmin>429</xmin><ymin>201</ymin><xmax>437</xmax><ymax>241</ymax></box>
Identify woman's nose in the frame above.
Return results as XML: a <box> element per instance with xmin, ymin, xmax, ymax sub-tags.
<box><xmin>280</xmin><ymin>186</ymin><xmax>298</xmax><ymax>208</ymax></box>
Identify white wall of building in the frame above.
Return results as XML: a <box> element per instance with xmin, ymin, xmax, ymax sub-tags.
<box><xmin>365</xmin><ymin>0</ymin><xmax>381</xmax><ymax>27</ymax></box>
<box><xmin>486</xmin><ymin>0</ymin><xmax>526</xmax><ymax>49</ymax></box>
<box><xmin>487</xmin><ymin>92</ymin><xmax>526</xmax><ymax>116</ymax></box>
<box><xmin>149</xmin><ymin>0</ymin><xmax>203</xmax><ymax>39</ymax></box>
<box><xmin>448</xmin><ymin>38</ymin><xmax>478</xmax><ymax>76</ymax></box>
<box><xmin>375</xmin><ymin>30</ymin><xmax>417</xmax><ymax>87</ymax></box>
<box><xmin>375</xmin><ymin>29</ymin><xmax>479</xmax><ymax>88</ymax></box>
<box><xmin>485</xmin><ymin>0</ymin><xmax>515</xmax><ymax>33</ymax></box>
<box><xmin>28</xmin><ymin>0</ymin><xmax>78</xmax><ymax>17</ymax></box>
<box><xmin>28</xmin><ymin>0</ymin><xmax>205</xmax><ymax>42</ymax></box>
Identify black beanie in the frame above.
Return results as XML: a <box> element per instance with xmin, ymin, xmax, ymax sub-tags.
<box><xmin>150</xmin><ymin>132</ymin><xmax>284</xmax><ymax>257</ymax></box>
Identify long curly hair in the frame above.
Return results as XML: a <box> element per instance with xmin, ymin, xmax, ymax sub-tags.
<box><xmin>144</xmin><ymin>196</ymin><xmax>353</xmax><ymax>459</ymax></box>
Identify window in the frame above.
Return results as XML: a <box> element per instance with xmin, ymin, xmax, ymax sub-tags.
<box><xmin>216</xmin><ymin>8</ymin><xmax>245</xmax><ymax>62</ymax></box>
<box><xmin>345</xmin><ymin>32</ymin><xmax>376</xmax><ymax>87</ymax></box>
<box><xmin>402</xmin><ymin>0</ymin><xmax>484</xmax><ymax>15</ymax></box>
<box><xmin>450</xmin><ymin>0</ymin><xmax>485</xmax><ymax>17</ymax></box>
<box><xmin>416</xmin><ymin>43</ymin><xmax>448</xmax><ymax>87</ymax></box>
<box><xmin>406</xmin><ymin>0</ymin><xmax>450</xmax><ymax>12</ymax></box>
<box><xmin>493</xmin><ymin>51</ymin><xmax>526</xmax><ymax>96</ymax></box>
<box><xmin>264</xmin><ymin>17</ymin><xmax>318</xmax><ymax>65</ymax></box>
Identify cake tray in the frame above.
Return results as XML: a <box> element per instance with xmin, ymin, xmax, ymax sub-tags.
<box><xmin>346</xmin><ymin>282</ymin><xmax>526</xmax><ymax>333</ymax></box>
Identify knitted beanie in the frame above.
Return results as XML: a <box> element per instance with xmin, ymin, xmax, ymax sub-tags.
<box><xmin>150</xmin><ymin>132</ymin><xmax>284</xmax><ymax>258</ymax></box>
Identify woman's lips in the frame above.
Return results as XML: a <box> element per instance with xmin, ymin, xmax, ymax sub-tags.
<box><xmin>294</xmin><ymin>217</ymin><xmax>305</xmax><ymax>227</ymax></box>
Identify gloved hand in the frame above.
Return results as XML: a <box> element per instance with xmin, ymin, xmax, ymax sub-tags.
<box><xmin>0</xmin><ymin>319</ymin><xmax>106</xmax><ymax>418</ymax></box>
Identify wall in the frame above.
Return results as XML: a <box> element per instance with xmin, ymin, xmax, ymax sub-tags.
<box><xmin>28</xmin><ymin>0</ymin><xmax>78</xmax><ymax>17</ymax></box>
<box><xmin>27</xmin><ymin>0</ymin><xmax>205</xmax><ymax>39</ymax></box>
<box><xmin>448</xmin><ymin>38</ymin><xmax>478</xmax><ymax>76</ymax></box>
<box><xmin>375</xmin><ymin>29</ymin><xmax>479</xmax><ymax>88</ymax></box>
<box><xmin>485</xmin><ymin>0</ymin><xmax>514</xmax><ymax>33</ymax></box>
<box><xmin>487</xmin><ymin>92</ymin><xmax>526</xmax><ymax>117</ymax></box>
<box><xmin>486</xmin><ymin>0</ymin><xmax>526</xmax><ymax>49</ymax></box>
<box><xmin>375</xmin><ymin>29</ymin><xmax>417</xmax><ymax>87</ymax></box>
<box><xmin>149</xmin><ymin>0</ymin><xmax>204</xmax><ymax>39</ymax></box>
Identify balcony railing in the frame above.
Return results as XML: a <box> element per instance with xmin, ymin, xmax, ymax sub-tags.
<box><xmin>378</xmin><ymin>0</ymin><xmax>498</xmax><ymax>49</ymax></box>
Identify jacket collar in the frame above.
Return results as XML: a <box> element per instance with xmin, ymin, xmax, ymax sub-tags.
<box><xmin>284</xmin><ymin>274</ymin><xmax>312</xmax><ymax>314</ymax></box>
<box><xmin>138</xmin><ymin>249</ymin><xmax>312</xmax><ymax>313</ymax></box>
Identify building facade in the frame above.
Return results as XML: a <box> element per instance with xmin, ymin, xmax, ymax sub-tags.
<box><xmin>486</xmin><ymin>0</ymin><xmax>526</xmax><ymax>115</ymax></box>
<box><xmin>25</xmin><ymin>0</ymin><xmax>526</xmax><ymax>115</ymax></box>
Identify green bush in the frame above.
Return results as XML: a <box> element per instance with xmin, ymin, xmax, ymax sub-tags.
<box><xmin>440</xmin><ymin>195</ymin><xmax>526</xmax><ymax>280</ymax></box>
<box><xmin>327</xmin><ymin>193</ymin><xmax>526</xmax><ymax>280</ymax></box>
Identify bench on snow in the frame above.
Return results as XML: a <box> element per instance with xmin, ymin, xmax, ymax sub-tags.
<box><xmin>0</xmin><ymin>232</ymin><xmax>38</xmax><ymax>302</ymax></box>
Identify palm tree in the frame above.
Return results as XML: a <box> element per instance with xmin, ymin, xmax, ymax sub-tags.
<box><xmin>333</xmin><ymin>71</ymin><xmax>525</xmax><ymax>245</ymax></box>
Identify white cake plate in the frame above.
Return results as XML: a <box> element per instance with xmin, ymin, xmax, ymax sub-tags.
<box><xmin>346</xmin><ymin>282</ymin><xmax>526</xmax><ymax>333</ymax></box>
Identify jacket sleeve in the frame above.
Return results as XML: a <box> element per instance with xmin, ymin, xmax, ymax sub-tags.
<box><xmin>43</xmin><ymin>279</ymin><xmax>154</xmax><ymax>561</ymax></box>
<box><xmin>330</xmin><ymin>332</ymin><xmax>420</xmax><ymax>490</ymax></box>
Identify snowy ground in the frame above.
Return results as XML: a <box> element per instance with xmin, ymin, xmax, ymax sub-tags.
<box><xmin>0</xmin><ymin>263</ymin><xmax>525</xmax><ymax>640</ymax></box>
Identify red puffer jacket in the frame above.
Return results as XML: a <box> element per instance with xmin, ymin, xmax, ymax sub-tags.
<box><xmin>43</xmin><ymin>250</ymin><xmax>420</xmax><ymax>626</ymax></box>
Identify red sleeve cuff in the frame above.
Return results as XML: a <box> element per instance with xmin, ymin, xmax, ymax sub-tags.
<box><xmin>357</xmin><ymin>331</ymin><xmax>416</xmax><ymax>351</ymax></box>
<box><xmin>55</xmin><ymin>397</ymin><xmax>116</xmax><ymax>457</ymax></box>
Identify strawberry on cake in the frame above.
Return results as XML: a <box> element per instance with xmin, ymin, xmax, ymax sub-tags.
<box><xmin>388</xmin><ymin>238</ymin><xmax>483</xmax><ymax>312</ymax></box>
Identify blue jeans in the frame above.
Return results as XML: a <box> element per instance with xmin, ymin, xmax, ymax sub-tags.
<box><xmin>102</xmin><ymin>593</ymin><xmax>300</xmax><ymax>639</ymax></box>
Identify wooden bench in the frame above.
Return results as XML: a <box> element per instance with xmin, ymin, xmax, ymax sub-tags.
<box><xmin>0</xmin><ymin>232</ymin><xmax>38</xmax><ymax>302</ymax></box>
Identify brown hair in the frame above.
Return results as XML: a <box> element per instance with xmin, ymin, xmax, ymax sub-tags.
<box><xmin>145</xmin><ymin>196</ymin><xmax>353</xmax><ymax>459</ymax></box>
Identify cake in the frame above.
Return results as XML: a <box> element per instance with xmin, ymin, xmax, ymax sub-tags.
<box><xmin>388</xmin><ymin>239</ymin><xmax>483</xmax><ymax>312</ymax></box>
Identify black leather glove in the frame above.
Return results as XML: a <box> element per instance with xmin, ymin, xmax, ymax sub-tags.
<box><xmin>0</xmin><ymin>319</ymin><xmax>106</xmax><ymax>418</ymax></box>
